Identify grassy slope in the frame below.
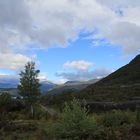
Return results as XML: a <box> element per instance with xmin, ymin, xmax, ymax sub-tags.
<box><xmin>80</xmin><ymin>54</ymin><xmax>140</xmax><ymax>102</ymax></box>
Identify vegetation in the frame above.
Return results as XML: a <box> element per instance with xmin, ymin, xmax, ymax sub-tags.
<box><xmin>45</xmin><ymin>99</ymin><xmax>104</xmax><ymax>139</ymax></box>
<box><xmin>0</xmin><ymin>97</ymin><xmax>140</xmax><ymax>140</ymax></box>
<box><xmin>18</xmin><ymin>61</ymin><xmax>41</xmax><ymax>118</ymax></box>
<box><xmin>81</xmin><ymin>54</ymin><xmax>140</xmax><ymax>101</ymax></box>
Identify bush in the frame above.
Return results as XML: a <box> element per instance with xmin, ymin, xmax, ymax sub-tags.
<box><xmin>100</xmin><ymin>110</ymin><xmax>135</xmax><ymax>128</ymax></box>
<box><xmin>0</xmin><ymin>92</ymin><xmax>12</xmax><ymax>110</ymax></box>
<box><xmin>131</xmin><ymin>106</ymin><xmax>140</xmax><ymax>136</ymax></box>
<box><xmin>46</xmin><ymin>99</ymin><xmax>105</xmax><ymax>139</ymax></box>
<box><xmin>136</xmin><ymin>106</ymin><xmax>140</xmax><ymax>123</ymax></box>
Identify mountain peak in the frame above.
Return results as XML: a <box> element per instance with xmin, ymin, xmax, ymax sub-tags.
<box><xmin>92</xmin><ymin>54</ymin><xmax>140</xmax><ymax>86</ymax></box>
<box><xmin>64</xmin><ymin>81</ymin><xmax>81</xmax><ymax>85</ymax></box>
<box><xmin>129</xmin><ymin>54</ymin><xmax>140</xmax><ymax>65</ymax></box>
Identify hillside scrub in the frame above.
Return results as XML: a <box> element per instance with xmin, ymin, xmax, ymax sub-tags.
<box><xmin>45</xmin><ymin>99</ymin><xmax>105</xmax><ymax>139</ymax></box>
<box><xmin>0</xmin><ymin>100</ymin><xmax>140</xmax><ymax>139</ymax></box>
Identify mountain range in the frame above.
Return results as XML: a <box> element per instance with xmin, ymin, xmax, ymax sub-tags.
<box><xmin>0</xmin><ymin>80</ymin><xmax>57</xmax><ymax>95</ymax></box>
<box><xmin>46</xmin><ymin>79</ymin><xmax>99</xmax><ymax>95</ymax></box>
<box><xmin>0</xmin><ymin>78</ymin><xmax>99</xmax><ymax>95</ymax></box>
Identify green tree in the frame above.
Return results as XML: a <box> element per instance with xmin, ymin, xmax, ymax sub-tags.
<box><xmin>46</xmin><ymin>99</ymin><xmax>104</xmax><ymax>139</ymax></box>
<box><xmin>18</xmin><ymin>62</ymin><xmax>41</xmax><ymax>118</ymax></box>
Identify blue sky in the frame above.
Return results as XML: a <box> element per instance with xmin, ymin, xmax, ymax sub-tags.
<box><xmin>27</xmin><ymin>32</ymin><xmax>134</xmax><ymax>82</ymax></box>
<box><xmin>0</xmin><ymin>0</ymin><xmax>139</xmax><ymax>83</ymax></box>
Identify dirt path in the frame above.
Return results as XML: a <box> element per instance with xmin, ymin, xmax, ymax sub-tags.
<box><xmin>39</xmin><ymin>104</ymin><xmax>60</xmax><ymax>117</ymax></box>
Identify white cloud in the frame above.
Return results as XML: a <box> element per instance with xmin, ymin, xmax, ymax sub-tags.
<box><xmin>64</xmin><ymin>60</ymin><xmax>93</xmax><ymax>71</ymax></box>
<box><xmin>0</xmin><ymin>53</ymin><xmax>31</xmax><ymax>70</ymax></box>
<box><xmin>51</xmin><ymin>79</ymin><xmax>67</xmax><ymax>85</ymax></box>
<box><xmin>0</xmin><ymin>74</ymin><xmax>18</xmax><ymax>82</ymax></box>
<box><xmin>96</xmin><ymin>0</ymin><xmax>140</xmax><ymax>54</ymax></box>
<box><xmin>58</xmin><ymin>60</ymin><xmax>111</xmax><ymax>81</ymax></box>
<box><xmin>0</xmin><ymin>0</ymin><xmax>114</xmax><ymax>51</ymax></box>
<box><xmin>56</xmin><ymin>68</ymin><xmax>111</xmax><ymax>81</ymax></box>
<box><xmin>38</xmin><ymin>73</ymin><xmax>48</xmax><ymax>81</ymax></box>
<box><xmin>106</xmin><ymin>22</ymin><xmax>140</xmax><ymax>54</ymax></box>
<box><xmin>0</xmin><ymin>0</ymin><xmax>140</xmax><ymax>56</ymax></box>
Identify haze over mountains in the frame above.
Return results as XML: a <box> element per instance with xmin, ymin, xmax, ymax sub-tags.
<box><xmin>0</xmin><ymin>76</ymin><xmax>99</xmax><ymax>94</ymax></box>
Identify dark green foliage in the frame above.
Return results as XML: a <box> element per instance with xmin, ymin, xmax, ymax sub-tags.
<box><xmin>18</xmin><ymin>62</ymin><xmax>41</xmax><ymax>118</ymax></box>
<box><xmin>99</xmin><ymin>110</ymin><xmax>135</xmax><ymax>128</ymax></box>
<box><xmin>18</xmin><ymin>61</ymin><xmax>41</xmax><ymax>99</ymax></box>
<box><xmin>136</xmin><ymin>106</ymin><xmax>140</xmax><ymax>123</ymax></box>
<box><xmin>0</xmin><ymin>93</ymin><xmax>12</xmax><ymax>129</ymax></box>
<box><xmin>43</xmin><ymin>89</ymin><xmax>78</xmax><ymax>108</ymax></box>
<box><xmin>131</xmin><ymin>106</ymin><xmax>140</xmax><ymax>136</ymax></box>
<box><xmin>0</xmin><ymin>92</ymin><xmax>12</xmax><ymax>109</ymax></box>
<box><xmin>46</xmin><ymin>99</ymin><xmax>105</xmax><ymax>139</ymax></box>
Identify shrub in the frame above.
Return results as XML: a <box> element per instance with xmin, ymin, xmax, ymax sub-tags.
<box><xmin>136</xmin><ymin>106</ymin><xmax>140</xmax><ymax>123</ymax></box>
<box><xmin>131</xmin><ymin>106</ymin><xmax>140</xmax><ymax>136</ymax></box>
<box><xmin>46</xmin><ymin>99</ymin><xmax>105</xmax><ymax>139</ymax></box>
<box><xmin>0</xmin><ymin>92</ymin><xmax>12</xmax><ymax>110</ymax></box>
<box><xmin>100</xmin><ymin>110</ymin><xmax>135</xmax><ymax>128</ymax></box>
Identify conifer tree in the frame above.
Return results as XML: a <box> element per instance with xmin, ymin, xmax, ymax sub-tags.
<box><xmin>18</xmin><ymin>61</ymin><xmax>41</xmax><ymax>117</ymax></box>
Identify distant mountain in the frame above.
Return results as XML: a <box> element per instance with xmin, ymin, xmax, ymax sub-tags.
<box><xmin>64</xmin><ymin>81</ymin><xmax>81</xmax><ymax>84</ymax></box>
<box><xmin>0</xmin><ymin>77</ymin><xmax>19</xmax><ymax>88</ymax></box>
<box><xmin>40</xmin><ymin>81</ymin><xmax>57</xmax><ymax>93</ymax></box>
<box><xmin>0</xmin><ymin>80</ymin><xmax>57</xmax><ymax>94</ymax></box>
<box><xmin>0</xmin><ymin>82</ymin><xmax>18</xmax><ymax>89</ymax></box>
<box><xmin>47</xmin><ymin>79</ymin><xmax>99</xmax><ymax>94</ymax></box>
<box><xmin>81</xmin><ymin>54</ymin><xmax>140</xmax><ymax>101</ymax></box>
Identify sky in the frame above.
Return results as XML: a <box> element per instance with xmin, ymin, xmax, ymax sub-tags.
<box><xmin>0</xmin><ymin>0</ymin><xmax>140</xmax><ymax>84</ymax></box>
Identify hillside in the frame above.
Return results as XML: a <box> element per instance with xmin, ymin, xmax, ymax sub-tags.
<box><xmin>94</xmin><ymin>54</ymin><xmax>140</xmax><ymax>86</ymax></box>
<box><xmin>40</xmin><ymin>81</ymin><xmax>57</xmax><ymax>93</ymax></box>
<box><xmin>81</xmin><ymin>54</ymin><xmax>140</xmax><ymax>101</ymax></box>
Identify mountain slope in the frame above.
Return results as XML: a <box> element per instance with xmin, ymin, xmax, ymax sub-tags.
<box><xmin>40</xmin><ymin>81</ymin><xmax>57</xmax><ymax>93</ymax></box>
<box><xmin>94</xmin><ymin>54</ymin><xmax>140</xmax><ymax>86</ymax></box>
<box><xmin>80</xmin><ymin>54</ymin><xmax>140</xmax><ymax>102</ymax></box>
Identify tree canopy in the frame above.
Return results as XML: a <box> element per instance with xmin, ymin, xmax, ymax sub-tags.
<box><xmin>18</xmin><ymin>62</ymin><xmax>41</xmax><ymax>99</ymax></box>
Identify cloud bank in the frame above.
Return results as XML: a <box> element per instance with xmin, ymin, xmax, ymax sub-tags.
<box><xmin>56</xmin><ymin>68</ymin><xmax>111</xmax><ymax>81</ymax></box>
<box><xmin>57</xmin><ymin>60</ymin><xmax>111</xmax><ymax>81</ymax></box>
<box><xmin>64</xmin><ymin>60</ymin><xmax>93</xmax><ymax>71</ymax></box>
<box><xmin>0</xmin><ymin>0</ymin><xmax>140</xmax><ymax>54</ymax></box>
<box><xmin>0</xmin><ymin>0</ymin><xmax>140</xmax><ymax>72</ymax></box>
